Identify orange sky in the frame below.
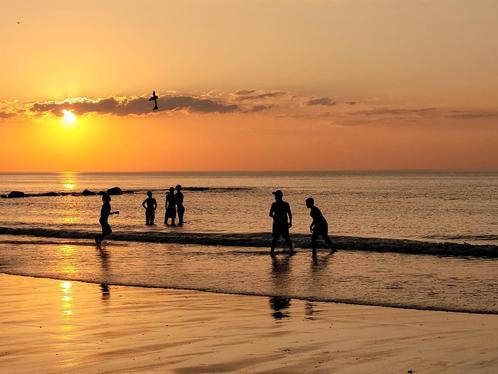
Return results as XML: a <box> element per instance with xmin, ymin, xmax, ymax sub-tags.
<box><xmin>1</xmin><ymin>0</ymin><xmax>498</xmax><ymax>172</ymax></box>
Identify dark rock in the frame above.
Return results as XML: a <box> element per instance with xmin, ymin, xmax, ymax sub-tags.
<box><xmin>0</xmin><ymin>194</ymin><xmax>6</xmax><ymax>198</ymax></box>
<box><xmin>81</xmin><ymin>189</ymin><xmax>97</xmax><ymax>196</ymax></box>
<box><xmin>8</xmin><ymin>191</ymin><xmax>27</xmax><ymax>198</ymax></box>
<box><xmin>39</xmin><ymin>192</ymin><xmax>59</xmax><ymax>197</ymax></box>
<box><xmin>107</xmin><ymin>187</ymin><xmax>123</xmax><ymax>195</ymax></box>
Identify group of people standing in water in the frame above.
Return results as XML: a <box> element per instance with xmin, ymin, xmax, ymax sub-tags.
<box><xmin>96</xmin><ymin>186</ymin><xmax>335</xmax><ymax>257</ymax></box>
<box><xmin>141</xmin><ymin>185</ymin><xmax>184</xmax><ymax>226</ymax></box>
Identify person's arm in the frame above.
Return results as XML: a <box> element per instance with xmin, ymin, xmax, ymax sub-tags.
<box><xmin>287</xmin><ymin>204</ymin><xmax>292</xmax><ymax>228</ymax></box>
<box><xmin>153</xmin><ymin>199</ymin><xmax>157</xmax><ymax>210</ymax></box>
<box><xmin>310</xmin><ymin>221</ymin><xmax>315</xmax><ymax>232</ymax></box>
<box><xmin>142</xmin><ymin>199</ymin><xmax>147</xmax><ymax>209</ymax></box>
<box><xmin>269</xmin><ymin>203</ymin><xmax>275</xmax><ymax>218</ymax></box>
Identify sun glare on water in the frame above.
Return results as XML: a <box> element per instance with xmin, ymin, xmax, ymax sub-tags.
<box><xmin>61</xmin><ymin>109</ymin><xmax>77</xmax><ymax>127</ymax></box>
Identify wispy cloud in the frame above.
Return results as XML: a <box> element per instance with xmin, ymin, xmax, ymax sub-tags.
<box><xmin>446</xmin><ymin>110</ymin><xmax>498</xmax><ymax>119</ymax></box>
<box><xmin>305</xmin><ymin>97</ymin><xmax>336</xmax><ymax>106</ymax></box>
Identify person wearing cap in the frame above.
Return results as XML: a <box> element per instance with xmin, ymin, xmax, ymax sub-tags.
<box><xmin>305</xmin><ymin>197</ymin><xmax>336</xmax><ymax>256</ymax></box>
<box><xmin>269</xmin><ymin>190</ymin><xmax>294</xmax><ymax>256</ymax></box>
<box><xmin>142</xmin><ymin>190</ymin><xmax>157</xmax><ymax>225</ymax></box>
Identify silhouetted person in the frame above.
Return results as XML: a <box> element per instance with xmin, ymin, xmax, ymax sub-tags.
<box><xmin>95</xmin><ymin>192</ymin><xmax>119</xmax><ymax>246</ymax></box>
<box><xmin>165</xmin><ymin>187</ymin><xmax>176</xmax><ymax>226</ymax></box>
<box><xmin>306</xmin><ymin>197</ymin><xmax>336</xmax><ymax>256</ymax></box>
<box><xmin>269</xmin><ymin>190</ymin><xmax>294</xmax><ymax>256</ymax></box>
<box><xmin>149</xmin><ymin>90</ymin><xmax>158</xmax><ymax>110</ymax></box>
<box><xmin>142</xmin><ymin>191</ymin><xmax>157</xmax><ymax>225</ymax></box>
<box><xmin>175</xmin><ymin>184</ymin><xmax>185</xmax><ymax>226</ymax></box>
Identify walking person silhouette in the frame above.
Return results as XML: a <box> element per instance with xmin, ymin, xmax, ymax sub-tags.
<box><xmin>175</xmin><ymin>184</ymin><xmax>185</xmax><ymax>226</ymax></box>
<box><xmin>306</xmin><ymin>197</ymin><xmax>336</xmax><ymax>256</ymax></box>
<box><xmin>142</xmin><ymin>191</ymin><xmax>157</xmax><ymax>225</ymax></box>
<box><xmin>269</xmin><ymin>190</ymin><xmax>294</xmax><ymax>256</ymax></box>
<box><xmin>95</xmin><ymin>192</ymin><xmax>119</xmax><ymax>247</ymax></box>
<box><xmin>164</xmin><ymin>187</ymin><xmax>176</xmax><ymax>226</ymax></box>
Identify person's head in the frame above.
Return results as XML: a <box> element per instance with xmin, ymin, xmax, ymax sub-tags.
<box><xmin>169</xmin><ymin>187</ymin><xmax>175</xmax><ymax>193</ymax></box>
<box><xmin>102</xmin><ymin>192</ymin><xmax>111</xmax><ymax>202</ymax></box>
<box><xmin>176</xmin><ymin>184</ymin><xmax>182</xmax><ymax>191</ymax></box>
<box><xmin>272</xmin><ymin>189</ymin><xmax>283</xmax><ymax>201</ymax></box>
<box><xmin>147</xmin><ymin>190</ymin><xmax>152</xmax><ymax>197</ymax></box>
<box><xmin>305</xmin><ymin>197</ymin><xmax>314</xmax><ymax>208</ymax></box>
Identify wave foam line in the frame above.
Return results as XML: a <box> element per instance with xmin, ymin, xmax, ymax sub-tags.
<box><xmin>1</xmin><ymin>272</ymin><xmax>497</xmax><ymax>315</ymax></box>
<box><xmin>1</xmin><ymin>226</ymin><xmax>497</xmax><ymax>258</ymax></box>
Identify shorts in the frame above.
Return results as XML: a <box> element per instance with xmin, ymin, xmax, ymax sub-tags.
<box><xmin>312</xmin><ymin>224</ymin><xmax>328</xmax><ymax>240</ymax></box>
<box><xmin>272</xmin><ymin>222</ymin><xmax>290</xmax><ymax>239</ymax></box>
<box><xmin>99</xmin><ymin>218</ymin><xmax>112</xmax><ymax>235</ymax></box>
<box><xmin>146</xmin><ymin>209</ymin><xmax>155</xmax><ymax>220</ymax></box>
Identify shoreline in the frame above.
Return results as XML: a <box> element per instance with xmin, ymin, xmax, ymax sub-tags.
<box><xmin>2</xmin><ymin>271</ymin><xmax>498</xmax><ymax>316</ymax></box>
<box><xmin>2</xmin><ymin>273</ymin><xmax>498</xmax><ymax>373</ymax></box>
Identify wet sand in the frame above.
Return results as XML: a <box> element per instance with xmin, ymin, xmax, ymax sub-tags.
<box><xmin>1</xmin><ymin>274</ymin><xmax>498</xmax><ymax>374</ymax></box>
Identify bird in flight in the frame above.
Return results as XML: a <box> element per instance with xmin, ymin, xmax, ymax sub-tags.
<box><xmin>149</xmin><ymin>91</ymin><xmax>159</xmax><ymax>111</ymax></box>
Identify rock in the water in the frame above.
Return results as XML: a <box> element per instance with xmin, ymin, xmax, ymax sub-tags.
<box><xmin>107</xmin><ymin>187</ymin><xmax>123</xmax><ymax>195</ymax></box>
<box><xmin>81</xmin><ymin>189</ymin><xmax>97</xmax><ymax>196</ymax></box>
<box><xmin>39</xmin><ymin>192</ymin><xmax>59</xmax><ymax>197</ymax></box>
<box><xmin>7</xmin><ymin>191</ymin><xmax>27</xmax><ymax>198</ymax></box>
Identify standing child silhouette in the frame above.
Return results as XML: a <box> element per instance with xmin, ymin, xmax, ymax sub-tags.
<box><xmin>142</xmin><ymin>191</ymin><xmax>157</xmax><ymax>225</ymax></box>
<box><xmin>165</xmin><ymin>187</ymin><xmax>177</xmax><ymax>226</ymax></box>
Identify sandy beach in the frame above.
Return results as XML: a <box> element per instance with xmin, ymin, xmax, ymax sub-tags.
<box><xmin>1</xmin><ymin>274</ymin><xmax>497</xmax><ymax>374</ymax></box>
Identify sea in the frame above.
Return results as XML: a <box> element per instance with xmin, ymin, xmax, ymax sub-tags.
<box><xmin>0</xmin><ymin>171</ymin><xmax>497</xmax><ymax>313</ymax></box>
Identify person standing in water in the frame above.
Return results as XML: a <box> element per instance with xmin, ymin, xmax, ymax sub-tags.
<box><xmin>305</xmin><ymin>197</ymin><xmax>336</xmax><ymax>256</ymax></box>
<box><xmin>95</xmin><ymin>192</ymin><xmax>119</xmax><ymax>246</ymax></box>
<box><xmin>175</xmin><ymin>184</ymin><xmax>185</xmax><ymax>226</ymax></box>
<box><xmin>142</xmin><ymin>191</ymin><xmax>157</xmax><ymax>225</ymax></box>
<box><xmin>269</xmin><ymin>190</ymin><xmax>294</xmax><ymax>256</ymax></box>
<box><xmin>164</xmin><ymin>187</ymin><xmax>176</xmax><ymax>226</ymax></box>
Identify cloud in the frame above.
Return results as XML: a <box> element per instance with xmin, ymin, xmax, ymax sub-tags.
<box><xmin>28</xmin><ymin>95</ymin><xmax>241</xmax><ymax>116</ymax></box>
<box><xmin>354</xmin><ymin>107</ymin><xmax>438</xmax><ymax>117</ymax></box>
<box><xmin>305</xmin><ymin>97</ymin><xmax>336</xmax><ymax>106</ymax></box>
<box><xmin>0</xmin><ymin>112</ymin><xmax>16</xmax><ymax>119</ymax></box>
<box><xmin>234</xmin><ymin>89</ymin><xmax>256</xmax><ymax>96</ymax></box>
<box><xmin>446</xmin><ymin>110</ymin><xmax>498</xmax><ymax>119</ymax></box>
<box><xmin>233</xmin><ymin>90</ymin><xmax>287</xmax><ymax>102</ymax></box>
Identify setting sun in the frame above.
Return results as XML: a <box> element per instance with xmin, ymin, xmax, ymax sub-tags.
<box><xmin>61</xmin><ymin>109</ymin><xmax>77</xmax><ymax>127</ymax></box>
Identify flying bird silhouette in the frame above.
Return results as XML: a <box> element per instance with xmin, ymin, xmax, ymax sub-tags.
<box><xmin>149</xmin><ymin>91</ymin><xmax>159</xmax><ymax>111</ymax></box>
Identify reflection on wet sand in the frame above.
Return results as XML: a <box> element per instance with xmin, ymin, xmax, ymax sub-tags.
<box><xmin>59</xmin><ymin>281</ymin><xmax>74</xmax><ymax>341</ymax></box>
<box><xmin>269</xmin><ymin>255</ymin><xmax>293</xmax><ymax>320</ymax></box>
<box><xmin>97</xmin><ymin>247</ymin><xmax>111</xmax><ymax>301</ymax></box>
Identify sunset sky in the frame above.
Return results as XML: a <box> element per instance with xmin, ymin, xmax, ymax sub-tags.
<box><xmin>1</xmin><ymin>0</ymin><xmax>498</xmax><ymax>172</ymax></box>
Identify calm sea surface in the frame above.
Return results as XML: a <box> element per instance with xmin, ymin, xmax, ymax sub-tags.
<box><xmin>0</xmin><ymin>172</ymin><xmax>497</xmax><ymax>243</ymax></box>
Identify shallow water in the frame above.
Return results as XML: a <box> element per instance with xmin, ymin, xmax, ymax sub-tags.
<box><xmin>1</xmin><ymin>171</ymin><xmax>498</xmax><ymax>244</ymax></box>
<box><xmin>1</xmin><ymin>236</ymin><xmax>497</xmax><ymax>314</ymax></box>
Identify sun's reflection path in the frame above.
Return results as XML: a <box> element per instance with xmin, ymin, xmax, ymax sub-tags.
<box><xmin>60</xmin><ymin>172</ymin><xmax>78</xmax><ymax>192</ymax></box>
<box><xmin>59</xmin><ymin>281</ymin><xmax>74</xmax><ymax>340</ymax></box>
<box><xmin>59</xmin><ymin>245</ymin><xmax>78</xmax><ymax>276</ymax></box>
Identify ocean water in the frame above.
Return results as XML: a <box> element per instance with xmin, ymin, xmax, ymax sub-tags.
<box><xmin>0</xmin><ymin>172</ymin><xmax>497</xmax><ymax>313</ymax></box>
<box><xmin>1</xmin><ymin>171</ymin><xmax>497</xmax><ymax>243</ymax></box>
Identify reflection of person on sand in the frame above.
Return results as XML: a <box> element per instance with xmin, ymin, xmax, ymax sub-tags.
<box><xmin>269</xmin><ymin>190</ymin><xmax>294</xmax><ymax>256</ymax></box>
<box><xmin>175</xmin><ymin>185</ymin><xmax>185</xmax><ymax>226</ymax></box>
<box><xmin>165</xmin><ymin>187</ymin><xmax>176</xmax><ymax>226</ymax></box>
<box><xmin>97</xmin><ymin>247</ymin><xmax>111</xmax><ymax>300</ymax></box>
<box><xmin>269</xmin><ymin>296</ymin><xmax>291</xmax><ymax>319</ymax></box>
<box><xmin>142</xmin><ymin>191</ymin><xmax>157</xmax><ymax>225</ymax></box>
<box><xmin>95</xmin><ymin>192</ymin><xmax>119</xmax><ymax>247</ymax></box>
<box><xmin>306</xmin><ymin>197</ymin><xmax>336</xmax><ymax>256</ymax></box>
